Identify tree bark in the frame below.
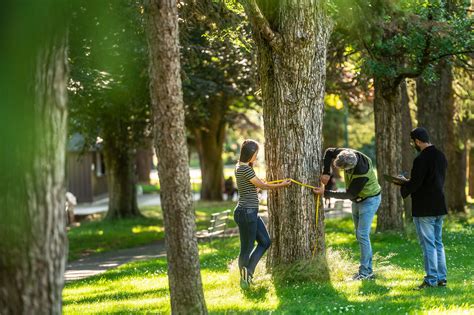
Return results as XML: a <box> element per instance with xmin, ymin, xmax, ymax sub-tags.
<box><xmin>136</xmin><ymin>141</ymin><xmax>154</xmax><ymax>184</ymax></box>
<box><xmin>0</xmin><ymin>27</ymin><xmax>68</xmax><ymax>315</ymax></box>
<box><xmin>400</xmin><ymin>80</ymin><xmax>414</xmax><ymax>223</ymax></box>
<box><xmin>193</xmin><ymin>101</ymin><xmax>227</xmax><ymax>201</ymax></box>
<box><xmin>103</xmin><ymin>139</ymin><xmax>141</xmax><ymax>219</ymax></box>
<box><xmin>416</xmin><ymin>60</ymin><xmax>466</xmax><ymax>213</ymax></box>
<box><xmin>469</xmin><ymin>144</ymin><xmax>474</xmax><ymax>198</ymax></box>
<box><xmin>145</xmin><ymin>1</ymin><xmax>207</xmax><ymax>314</ymax></box>
<box><xmin>243</xmin><ymin>0</ymin><xmax>332</xmax><ymax>266</ymax></box>
<box><xmin>374</xmin><ymin>78</ymin><xmax>404</xmax><ymax>231</ymax></box>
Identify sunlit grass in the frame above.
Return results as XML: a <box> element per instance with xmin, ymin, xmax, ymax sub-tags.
<box><xmin>64</xmin><ymin>214</ymin><xmax>473</xmax><ymax>314</ymax></box>
<box><xmin>67</xmin><ymin>201</ymin><xmax>235</xmax><ymax>261</ymax></box>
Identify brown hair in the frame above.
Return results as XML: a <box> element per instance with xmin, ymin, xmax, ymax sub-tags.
<box><xmin>239</xmin><ymin>139</ymin><xmax>259</xmax><ymax>163</ymax></box>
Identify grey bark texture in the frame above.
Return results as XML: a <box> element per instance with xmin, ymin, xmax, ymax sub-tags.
<box><xmin>416</xmin><ymin>60</ymin><xmax>466</xmax><ymax>213</ymax></box>
<box><xmin>0</xmin><ymin>34</ymin><xmax>69</xmax><ymax>314</ymax></box>
<box><xmin>145</xmin><ymin>1</ymin><xmax>207</xmax><ymax>314</ymax></box>
<box><xmin>242</xmin><ymin>0</ymin><xmax>332</xmax><ymax>265</ymax></box>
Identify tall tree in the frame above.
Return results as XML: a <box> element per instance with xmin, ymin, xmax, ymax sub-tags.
<box><xmin>416</xmin><ymin>59</ymin><xmax>467</xmax><ymax>213</ymax></box>
<box><xmin>145</xmin><ymin>0</ymin><xmax>207</xmax><ymax>313</ymax></box>
<box><xmin>400</xmin><ymin>80</ymin><xmax>415</xmax><ymax>223</ymax></box>
<box><xmin>68</xmin><ymin>0</ymin><xmax>151</xmax><ymax>219</ymax></box>
<box><xmin>240</xmin><ymin>0</ymin><xmax>332</xmax><ymax>266</ymax></box>
<box><xmin>333</xmin><ymin>0</ymin><xmax>474</xmax><ymax>231</ymax></box>
<box><xmin>180</xmin><ymin>0</ymin><xmax>256</xmax><ymax>201</ymax></box>
<box><xmin>0</xmin><ymin>1</ymin><xmax>69</xmax><ymax>313</ymax></box>
<box><xmin>415</xmin><ymin>0</ymin><xmax>470</xmax><ymax>214</ymax></box>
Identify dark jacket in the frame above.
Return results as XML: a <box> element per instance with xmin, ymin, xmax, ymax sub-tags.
<box><xmin>401</xmin><ymin>145</ymin><xmax>448</xmax><ymax>217</ymax></box>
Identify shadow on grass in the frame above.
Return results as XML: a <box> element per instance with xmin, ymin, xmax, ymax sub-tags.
<box><xmin>63</xmin><ymin>287</ymin><xmax>169</xmax><ymax>306</ymax></box>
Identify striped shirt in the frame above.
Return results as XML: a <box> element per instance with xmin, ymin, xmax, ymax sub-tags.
<box><xmin>235</xmin><ymin>164</ymin><xmax>259</xmax><ymax>208</ymax></box>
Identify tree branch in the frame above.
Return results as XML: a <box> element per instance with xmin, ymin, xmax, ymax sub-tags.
<box><xmin>240</xmin><ymin>0</ymin><xmax>282</xmax><ymax>50</ymax></box>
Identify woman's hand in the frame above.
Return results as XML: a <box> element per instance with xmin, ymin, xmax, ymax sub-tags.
<box><xmin>281</xmin><ymin>179</ymin><xmax>292</xmax><ymax>187</ymax></box>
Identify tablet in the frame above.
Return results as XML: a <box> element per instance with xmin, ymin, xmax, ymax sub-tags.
<box><xmin>383</xmin><ymin>174</ymin><xmax>409</xmax><ymax>185</ymax></box>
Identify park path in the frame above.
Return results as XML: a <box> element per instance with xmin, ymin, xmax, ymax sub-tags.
<box><xmin>65</xmin><ymin>241</ymin><xmax>166</xmax><ymax>282</ymax></box>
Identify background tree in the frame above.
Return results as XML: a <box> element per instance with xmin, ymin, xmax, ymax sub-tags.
<box><xmin>0</xmin><ymin>1</ymin><xmax>69</xmax><ymax>313</ymax></box>
<box><xmin>332</xmin><ymin>0</ymin><xmax>474</xmax><ymax>231</ymax></box>
<box><xmin>415</xmin><ymin>0</ymin><xmax>472</xmax><ymax>214</ymax></box>
<box><xmin>453</xmin><ymin>56</ymin><xmax>474</xmax><ymax>200</ymax></box>
<box><xmin>240</xmin><ymin>0</ymin><xmax>333</xmax><ymax>267</ymax></box>
<box><xmin>180</xmin><ymin>0</ymin><xmax>257</xmax><ymax>200</ymax></box>
<box><xmin>145</xmin><ymin>0</ymin><xmax>207</xmax><ymax>313</ymax></box>
<box><xmin>69</xmin><ymin>0</ymin><xmax>151</xmax><ymax>219</ymax></box>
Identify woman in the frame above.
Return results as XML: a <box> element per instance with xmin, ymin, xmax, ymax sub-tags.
<box><xmin>234</xmin><ymin>139</ymin><xmax>291</xmax><ymax>289</ymax></box>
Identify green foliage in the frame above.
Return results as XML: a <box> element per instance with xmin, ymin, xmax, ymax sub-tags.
<box><xmin>179</xmin><ymin>0</ymin><xmax>258</xmax><ymax>130</ymax></box>
<box><xmin>68</xmin><ymin>0</ymin><xmax>151</xmax><ymax>149</ymax></box>
<box><xmin>330</xmin><ymin>0</ymin><xmax>474</xmax><ymax>83</ymax></box>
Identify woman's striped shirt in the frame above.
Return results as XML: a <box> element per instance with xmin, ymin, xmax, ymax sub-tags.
<box><xmin>235</xmin><ymin>164</ymin><xmax>259</xmax><ymax>208</ymax></box>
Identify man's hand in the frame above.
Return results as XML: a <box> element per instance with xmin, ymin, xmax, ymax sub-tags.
<box><xmin>320</xmin><ymin>174</ymin><xmax>330</xmax><ymax>185</ymax></box>
<box><xmin>313</xmin><ymin>186</ymin><xmax>325</xmax><ymax>196</ymax></box>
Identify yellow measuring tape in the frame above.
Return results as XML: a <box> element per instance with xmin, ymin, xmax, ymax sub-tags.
<box><xmin>266</xmin><ymin>178</ymin><xmax>321</xmax><ymax>258</ymax></box>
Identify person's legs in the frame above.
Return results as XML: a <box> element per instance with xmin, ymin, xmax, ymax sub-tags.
<box><xmin>434</xmin><ymin>215</ymin><xmax>447</xmax><ymax>283</ymax></box>
<box><xmin>234</xmin><ymin>208</ymin><xmax>258</xmax><ymax>271</ymax></box>
<box><xmin>413</xmin><ymin>216</ymin><xmax>438</xmax><ymax>286</ymax></box>
<box><xmin>352</xmin><ymin>201</ymin><xmax>360</xmax><ymax>237</ymax></box>
<box><xmin>355</xmin><ymin>194</ymin><xmax>380</xmax><ymax>276</ymax></box>
<box><xmin>247</xmin><ymin>216</ymin><xmax>271</xmax><ymax>276</ymax></box>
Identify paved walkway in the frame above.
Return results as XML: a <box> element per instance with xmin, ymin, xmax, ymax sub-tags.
<box><xmin>65</xmin><ymin>241</ymin><xmax>166</xmax><ymax>282</ymax></box>
<box><xmin>74</xmin><ymin>193</ymin><xmax>202</xmax><ymax>216</ymax></box>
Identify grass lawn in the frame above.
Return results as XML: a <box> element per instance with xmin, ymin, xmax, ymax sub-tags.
<box><xmin>64</xmin><ymin>213</ymin><xmax>473</xmax><ymax>314</ymax></box>
<box><xmin>67</xmin><ymin>201</ymin><xmax>236</xmax><ymax>261</ymax></box>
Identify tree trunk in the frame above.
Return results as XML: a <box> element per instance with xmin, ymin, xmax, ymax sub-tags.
<box><xmin>145</xmin><ymin>1</ymin><xmax>207</xmax><ymax>314</ymax></box>
<box><xmin>243</xmin><ymin>0</ymin><xmax>332</xmax><ymax>266</ymax></box>
<box><xmin>469</xmin><ymin>144</ymin><xmax>474</xmax><ymax>198</ymax></box>
<box><xmin>0</xmin><ymin>17</ymin><xmax>68</xmax><ymax>314</ymax></box>
<box><xmin>103</xmin><ymin>140</ymin><xmax>141</xmax><ymax>219</ymax></box>
<box><xmin>194</xmin><ymin>101</ymin><xmax>227</xmax><ymax>201</ymax></box>
<box><xmin>400</xmin><ymin>80</ymin><xmax>414</xmax><ymax>223</ymax></box>
<box><xmin>374</xmin><ymin>78</ymin><xmax>404</xmax><ymax>231</ymax></box>
<box><xmin>136</xmin><ymin>141</ymin><xmax>154</xmax><ymax>184</ymax></box>
<box><xmin>416</xmin><ymin>60</ymin><xmax>466</xmax><ymax>213</ymax></box>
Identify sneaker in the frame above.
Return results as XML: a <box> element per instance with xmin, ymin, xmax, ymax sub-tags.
<box><xmin>248</xmin><ymin>274</ymin><xmax>254</xmax><ymax>286</ymax></box>
<box><xmin>352</xmin><ymin>273</ymin><xmax>375</xmax><ymax>281</ymax></box>
<box><xmin>415</xmin><ymin>281</ymin><xmax>436</xmax><ymax>290</ymax></box>
<box><xmin>240</xmin><ymin>267</ymin><xmax>249</xmax><ymax>289</ymax></box>
<box><xmin>437</xmin><ymin>280</ymin><xmax>447</xmax><ymax>287</ymax></box>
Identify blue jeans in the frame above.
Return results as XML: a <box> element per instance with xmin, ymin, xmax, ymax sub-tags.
<box><xmin>413</xmin><ymin>215</ymin><xmax>447</xmax><ymax>286</ymax></box>
<box><xmin>234</xmin><ymin>206</ymin><xmax>271</xmax><ymax>276</ymax></box>
<box><xmin>352</xmin><ymin>194</ymin><xmax>381</xmax><ymax>276</ymax></box>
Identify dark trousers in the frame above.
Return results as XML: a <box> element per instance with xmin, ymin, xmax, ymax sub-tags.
<box><xmin>234</xmin><ymin>206</ymin><xmax>271</xmax><ymax>276</ymax></box>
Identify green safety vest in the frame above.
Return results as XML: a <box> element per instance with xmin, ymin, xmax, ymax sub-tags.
<box><xmin>343</xmin><ymin>152</ymin><xmax>381</xmax><ymax>199</ymax></box>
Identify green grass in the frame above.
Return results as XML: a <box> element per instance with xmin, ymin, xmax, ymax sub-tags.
<box><xmin>64</xmin><ymin>214</ymin><xmax>473</xmax><ymax>314</ymax></box>
<box><xmin>67</xmin><ymin>201</ymin><xmax>235</xmax><ymax>261</ymax></box>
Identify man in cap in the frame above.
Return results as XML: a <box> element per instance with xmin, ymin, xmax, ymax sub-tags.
<box><xmin>314</xmin><ymin>148</ymin><xmax>381</xmax><ymax>280</ymax></box>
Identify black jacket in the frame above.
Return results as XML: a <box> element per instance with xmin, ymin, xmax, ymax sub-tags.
<box><xmin>401</xmin><ymin>145</ymin><xmax>448</xmax><ymax>217</ymax></box>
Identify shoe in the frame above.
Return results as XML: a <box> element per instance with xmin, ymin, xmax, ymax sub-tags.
<box><xmin>248</xmin><ymin>274</ymin><xmax>254</xmax><ymax>285</ymax></box>
<box><xmin>415</xmin><ymin>281</ymin><xmax>436</xmax><ymax>290</ymax></box>
<box><xmin>437</xmin><ymin>280</ymin><xmax>447</xmax><ymax>287</ymax></box>
<box><xmin>352</xmin><ymin>273</ymin><xmax>375</xmax><ymax>281</ymax></box>
<box><xmin>240</xmin><ymin>267</ymin><xmax>249</xmax><ymax>289</ymax></box>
